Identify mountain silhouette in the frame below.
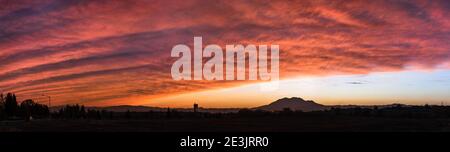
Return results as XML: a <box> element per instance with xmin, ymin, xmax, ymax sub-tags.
<box><xmin>49</xmin><ymin>97</ymin><xmax>329</xmax><ymax>112</ymax></box>
<box><xmin>255</xmin><ymin>97</ymin><xmax>328</xmax><ymax>112</ymax></box>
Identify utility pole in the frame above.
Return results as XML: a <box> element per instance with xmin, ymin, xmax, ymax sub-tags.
<box><xmin>42</xmin><ymin>94</ymin><xmax>51</xmax><ymax>107</ymax></box>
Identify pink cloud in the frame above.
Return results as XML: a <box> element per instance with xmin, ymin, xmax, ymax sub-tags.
<box><xmin>0</xmin><ymin>0</ymin><xmax>448</xmax><ymax>106</ymax></box>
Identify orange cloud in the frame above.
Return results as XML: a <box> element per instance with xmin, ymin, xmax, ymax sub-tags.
<box><xmin>0</xmin><ymin>0</ymin><xmax>448</xmax><ymax>106</ymax></box>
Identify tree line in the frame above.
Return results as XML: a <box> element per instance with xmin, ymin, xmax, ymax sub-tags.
<box><xmin>0</xmin><ymin>93</ymin><xmax>49</xmax><ymax>120</ymax></box>
<box><xmin>1</xmin><ymin>92</ymin><xmax>449</xmax><ymax>121</ymax></box>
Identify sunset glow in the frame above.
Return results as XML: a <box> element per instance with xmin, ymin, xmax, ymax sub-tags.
<box><xmin>149</xmin><ymin>70</ymin><xmax>450</xmax><ymax>108</ymax></box>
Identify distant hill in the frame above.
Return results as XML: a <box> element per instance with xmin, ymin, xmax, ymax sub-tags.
<box><xmin>49</xmin><ymin>105</ymin><xmax>163</xmax><ymax>112</ymax></box>
<box><xmin>49</xmin><ymin>97</ymin><xmax>410</xmax><ymax>113</ymax></box>
<box><xmin>255</xmin><ymin>97</ymin><xmax>328</xmax><ymax>112</ymax></box>
<box><xmin>93</xmin><ymin>105</ymin><xmax>164</xmax><ymax>112</ymax></box>
<box><xmin>329</xmin><ymin>103</ymin><xmax>409</xmax><ymax>109</ymax></box>
<box><xmin>51</xmin><ymin>105</ymin><xmax>240</xmax><ymax>113</ymax></box>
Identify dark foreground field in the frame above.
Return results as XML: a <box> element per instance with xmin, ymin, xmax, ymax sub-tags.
<box><xmin>1</xmin><ymin>116</ymin><xmax>450</xmax><ymax>132</ymax></box>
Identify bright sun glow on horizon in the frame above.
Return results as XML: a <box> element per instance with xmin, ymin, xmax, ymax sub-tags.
<box><xmin>145</xmin><ymin>69</ymin><xmax>450</xmax><ymax>108</ymax></box>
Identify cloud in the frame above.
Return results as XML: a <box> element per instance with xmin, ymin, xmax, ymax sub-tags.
<box><xmin>0</xmin><ymin>0</ymin><xmax>448</xmax><ymax>105</ymax></box>
<box><xmin>346</xmin><ymin>81</ymin><xmax>366</xmax><ymax>85</ymax></box>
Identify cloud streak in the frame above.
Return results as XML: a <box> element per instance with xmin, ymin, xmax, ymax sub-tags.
<box><xmin>0</xmin><ymin>0</ymin><xmax>448</xmax><ymax>106</ymax></box>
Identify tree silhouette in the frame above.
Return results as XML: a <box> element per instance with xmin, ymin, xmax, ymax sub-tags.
<box><xmin>0</xmin><ymin>93</ymin><xmax>4</xmax><ymax>104</ymax></box>
<box><xmin>55</xmin><ymin>104</ymin><xmax>87</xmax><ymax>119</ymax></box>
<box><xmin>19</xmin><ymin>99</ymin><xmax>49</xmax><ymax>120</ymax></box>
<box><xmin>4</xmin><ymin>93</ymin><xmax>18</xmax><ymax>117</ymax></box>
<box><xmin>0</xmin><ymin>93</ymin><xmax>4</xmax><ymax>120</ymax></box>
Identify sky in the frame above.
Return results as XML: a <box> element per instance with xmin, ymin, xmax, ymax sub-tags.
<box><xmin>150</xmin><ymin>70</ymin><xmax>450</xmax><ymax>107</ymax></box>
<box><xmin>0</xmin><ymin>0</ymin><xmax>449</xmax><ymax>107</ymax></box>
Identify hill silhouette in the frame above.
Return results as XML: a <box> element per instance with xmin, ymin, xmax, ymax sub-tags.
<box><xmin>93</xmin><ymin>105</ymin><xmax>164</xmax><ymax>112</ymax></box>
<box><xmin>255</xmin><ymin>97</ymin><xmax>328</xmax><ymax>112</ymax></box>
<box><xmin>49</xmin><ymin>97</ymin><xmax>330</xmax><ymax>112</ymax></box>
<box><xmin>50</xmin><ymin>105</ymin><xmax>240</xmax><ymax>113</ymax></box>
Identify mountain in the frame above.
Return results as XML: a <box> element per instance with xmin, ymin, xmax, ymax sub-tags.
<box><xmin>255</xmin><ymin>97</ymin><xmax>328</xmax><ymax>112</ymax></box>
